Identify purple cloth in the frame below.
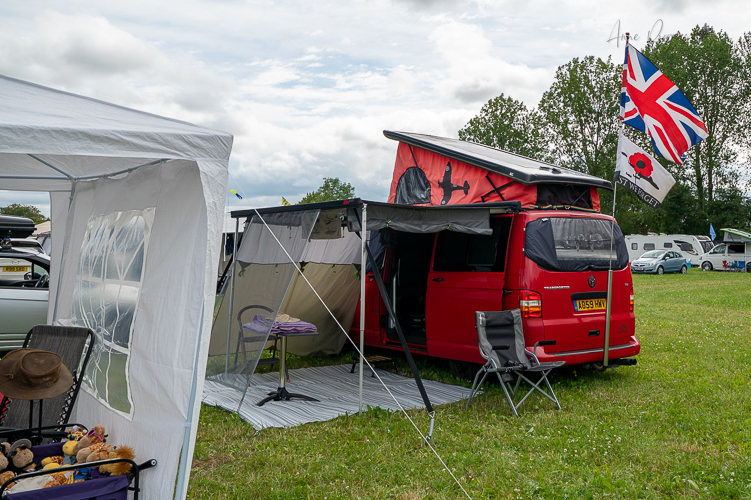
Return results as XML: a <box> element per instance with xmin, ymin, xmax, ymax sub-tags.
<box><xmin>7</xmin><ymin>475</ymin><xmax>129</xmax><ymax>500</ymax></box>
<box><xmin>243</xmin><ymin>315</ymin><xmax>317</xmax><ymax>335</ymax></box>
<box><xmin>5</xmin><ymin>442</ymin><xmax>128</xmax><ymax>500</ymax></box>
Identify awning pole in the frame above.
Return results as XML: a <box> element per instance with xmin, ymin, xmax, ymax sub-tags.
<box><xmin>603</xmin><ymin>160</ymin><xmax>619</xmax><ymax>367</ymax></box>
<box><xmin>359</xmin><ymin>204</ymin><xmax>367</xmax><ymax>413</ymax></box>
<box><xmin>225</xmin><ymin>217</ymin><xmax>240</xmax><ymax>375</ymax></box>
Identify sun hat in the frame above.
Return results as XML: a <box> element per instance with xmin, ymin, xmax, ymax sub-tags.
<box><xmin>0</xmin><ymin>348</ymin><xmax>73</xmax><ymax>400</ymax></box>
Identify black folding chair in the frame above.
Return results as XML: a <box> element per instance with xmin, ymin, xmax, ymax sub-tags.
<box><xmin>466</xmin><ymin>310</ymin><xmax>565</xmax><ymax>416</ymax></box>
<box><xmin>0</xmin><ymin>325</ymin><xmax>94</xmax><ymax>443</ymax></box>
<box><xmin>234</xmin><ymin>305</ymin><xmax>286</xmax><ymax>380</ymax></box>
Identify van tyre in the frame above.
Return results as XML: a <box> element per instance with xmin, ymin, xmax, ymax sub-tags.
<box><xmin>656</xmin><ymin>266</ymin><xmax>664</xmax><ymax>275</ymax></box>
<box><xmin>680</xmin><ymin>265</ymin><xmax>687</xmax><ymax>274</ymax></box>
<box><xmin>702</xmin><ymin>261</ymin><xmax>713</xmax><ymax>271</ymax></box>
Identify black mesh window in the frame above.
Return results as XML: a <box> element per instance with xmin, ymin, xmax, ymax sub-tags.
<box><xmin>524</xmin><ymin>217</ymin><xmax>629</xmax><ymax>272</ymax></box>
<box><xmin>433</xmin><ymin>217</ymin><xmax>512</xmax><ymax>272</ymax></box>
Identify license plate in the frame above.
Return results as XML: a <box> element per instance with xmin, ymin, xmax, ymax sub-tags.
<box><xmin>574</xmin><ymin>298</ymin><xmax>606</xmax><ymax>311</ymax></box>
<box><xmin>2</xmin><ymin>266</ymin><xmax>28</xmax><ymax>273</ymax></box>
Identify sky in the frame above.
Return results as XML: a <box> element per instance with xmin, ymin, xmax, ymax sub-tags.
<box><xmin>1</xmin><ymin>0</ymin><xmax>748</xmax><ymax>217</ymax></box>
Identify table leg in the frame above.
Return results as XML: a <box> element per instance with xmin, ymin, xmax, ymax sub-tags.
<box><xmin>256</xmin><ymin>336</ymin><xmax>320</xmax><ymax>406</ymax></box>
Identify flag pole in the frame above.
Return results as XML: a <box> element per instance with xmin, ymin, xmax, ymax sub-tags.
<box><xmin>603</xmin><ymin>32</ymin><xmax>629</xmax><ymax>367</ymax></box>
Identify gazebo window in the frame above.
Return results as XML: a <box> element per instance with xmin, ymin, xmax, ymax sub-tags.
<box><xmin>72</xmin><ymin>208</ymin><xmax>155</xmax><ymax>417</ymax></box>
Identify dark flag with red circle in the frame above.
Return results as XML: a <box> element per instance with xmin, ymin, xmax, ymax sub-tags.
<box><xmin>615</xmin><ymin>132</ymin><xmax>675</xmax><ymax>208</ymax></box>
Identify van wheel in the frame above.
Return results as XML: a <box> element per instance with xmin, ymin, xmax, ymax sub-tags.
<box><xmin>656</xmin><ymin>266</ymin><xmax>664</xmax><ymax>275</ymax></box>
<box><xmin>592</xmin><ymin>362</ymin><xmax>608</xmax><ymax>372</ymax></box>
<box><xmin>680</xmin><ymin>265</ymin><xmax>687</xmax><ymax>274</ymax></box>
<box><xmin>450</xmin><ymin>360</ymin><xmax>479</xmax><ymax>381</ymax></box>
<box><xmin>702</xmin><ymin>261</ymin><xmax>713</xmax><ymax>271</ymax></box>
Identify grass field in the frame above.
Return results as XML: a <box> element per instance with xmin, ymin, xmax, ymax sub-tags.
<box><xmin>189</xmin><ymin>269</ymin><xmax>751</xmax><ymax>499</ymax></box>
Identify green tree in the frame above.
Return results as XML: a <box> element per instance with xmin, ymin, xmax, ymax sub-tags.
<box><xmin>299</xmin><ymin>177</ymin><xmax>355</xmax><ymax>204</ymax></box>
<box><xmin>0</xmin><ymin>204</ymin><xmax>48</xmax><ymax>224</ymax></box>
<box><xmin>644</xmin><ymin>25</ymin><xmax>751</xmax><ymax>208</ymax></box>
<box><xmin>538</xmin><ymin>56</ymin><xmax>621</xmax><ymax>182</ymax></box>
<box><xmin>458</xmin><ymin>94</ymin><xmax>551</xmax><ymax>161</ymax></box>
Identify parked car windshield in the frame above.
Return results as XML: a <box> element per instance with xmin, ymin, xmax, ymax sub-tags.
<box><xmin>640</xmin><ymin>251</ymin><xmax>665</xmax><ymax>259</ymax></box>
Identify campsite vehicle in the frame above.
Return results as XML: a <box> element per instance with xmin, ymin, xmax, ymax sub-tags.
<box><xmin>625</xmin><ymin>234</ymin><xmax>713</xmax><ymax>267</ymax></box>
<box><xmin>357</xmin><ymin>208</ymin><xmax>638</xmax><ymax>371</ymax></box>
<box><xmin>367</xmin><ymin>131</ymin><xmax>638</xmax><ymax>369</ymax></box>
<box><xmin>0</xmin><ymin>215</ymin><xmax>50</xmax><ymax>350</ymax></box>
<box><xmin>698</xmin><ymin>228</ymin><xmax>751</xmax><ymax>271</ymax></box>
<box><xmin>630</xmin><ymin>250</ymin><xmax>687</xmax><ymax>274</ymax></box>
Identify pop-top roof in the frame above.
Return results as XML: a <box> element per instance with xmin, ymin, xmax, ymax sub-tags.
<box><xmin>383</xmin><ymin>130</ymin><xmax>613</xmax><ymax>190</ymax></box>
<box><xmin>721</xmin><ymin>228</ymin><xmax>751</xmax><ymax>243</ymax></box>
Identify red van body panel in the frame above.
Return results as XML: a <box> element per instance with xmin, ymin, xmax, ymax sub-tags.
<box><xmin>350</xmin><ymin>209</ymin><xmax>640</xmax><ymax>367</ymax></box>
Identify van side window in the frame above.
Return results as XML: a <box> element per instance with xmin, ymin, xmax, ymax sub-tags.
<box><xmin>663</xmin><ymin>242</ymin><xmax>672</xmax><ymax>248</ymax></box>
<box><xmin>433</xmin><ymin>217</ymin><xmax>511</xmax><ymax>272</ymax></box>
<box><xmin>631</xmin><ymin>243</ymin><xmax>638</xmax><ymax>250</ymax></box>
<box><xmin>728</xmin><ymin>244</ymin><xmax>745</xmax><ymax>254</ymax></box>
<box><xmin>643</xmin><ymin>243</ymin><xmax>655</xmax><ymax>251</ymax></box>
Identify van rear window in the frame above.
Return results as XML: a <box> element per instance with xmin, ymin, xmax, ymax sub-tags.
<box><xmin>524</xmin><ymin>217</ymin><xmax>629</xmax><ymax>272</ymax></box>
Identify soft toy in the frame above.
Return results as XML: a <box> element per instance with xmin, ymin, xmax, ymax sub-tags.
<box><xmin>40</xmin><ymin>456</ymin><xmax>64</xmax><ymax>468</ymax></box>
<box><xmin>71</xmin><ymin>425</ymin><xmax>107</xmax><ymax>462</ymax></box>
<box><xmin>9</xmin><ymin>440</ymin><xmax>35</xmax><ymax>472</ymax></box>
<box><xmin>0</xmin><ymin>442</ymin><xmax>9</xmax><ymax>473</ymax></box>
<box><xmin>62</xmin><ymin>427</ymin><xmax>87</xmax><ymax>465</ymax></box>
<box><xmin>0</xmin><ymin>471</ymin><xmax>15</xmax><ymax>490</ymax></box>
<box><xmin>76</xmin><ymin>442</ymin><xmax>113</xmax><ymax>465</ymax></box>
<box><xmin>99</xmin><ymin>446</ymin><xmax>136</xmax><ymax>476</ymax></box>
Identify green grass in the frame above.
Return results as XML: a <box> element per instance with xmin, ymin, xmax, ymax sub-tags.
<box><xmin>189</xmin><ymin>269</ymin><xmax>751</xmax><ymax>499</ymax></box>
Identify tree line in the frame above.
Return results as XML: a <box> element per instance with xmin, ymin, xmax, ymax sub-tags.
<box><xmin>459</xmin><ymin>25</ymin><xmax>751</xmax><ymax>236</ymax></box>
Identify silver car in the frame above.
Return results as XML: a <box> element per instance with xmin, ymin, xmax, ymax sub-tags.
<box><xmin>630</xmin><ymin>250</ymin><xmax>688</xmax><ymax>275</ymax></box>
<box><xmin>0</xmin><ymin>245</ymin><xmax>50</xmax><ymax>350</ymax></box>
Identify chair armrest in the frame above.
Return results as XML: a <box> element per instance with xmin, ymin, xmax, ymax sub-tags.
<box><xmin>530</xmin><ymin>340</ymin><xmax>556</xmax><ymax>364</ymax></box>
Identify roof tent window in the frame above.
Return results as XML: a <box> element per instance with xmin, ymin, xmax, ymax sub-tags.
<box><xmin>72</xmin><ymin>208</ymin><xmax>155</xmax><ymax>417</ymax></box>
<box><xmin>524</xmin><ymin>217</ymin><xmax>628</xmax><ymax>272</ymax></box>
<box><xmin>433</xmin><ymin>217</ymin><xmax>512</xmax><ymax>272</ymax></box>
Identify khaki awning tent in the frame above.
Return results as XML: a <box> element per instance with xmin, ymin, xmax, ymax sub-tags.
<box><xmin>0</xmin><ymin>74</ymin><xmax>232</xmax><ymax>499</ymax></box>
<box><xmin>208</xmin><ymin>198</ymin><xmax>521</xmax><ymax>433</ymax></box>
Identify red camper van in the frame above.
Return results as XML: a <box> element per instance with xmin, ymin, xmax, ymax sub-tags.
<box><xmin>349</xmin><ymin>131</ymin><xmax>639</xmax><ymax>371</ymax></box>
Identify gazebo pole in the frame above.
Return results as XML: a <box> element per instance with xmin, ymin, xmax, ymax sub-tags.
<box><xmin>359</xmin><ymin>204</ymin><xmax>367</xmax><ymax>413</ymax></box>
<box><xmin>225</xmin><ymin>217</ymin><xmax>239</xmax><ymax>375</ymax></box>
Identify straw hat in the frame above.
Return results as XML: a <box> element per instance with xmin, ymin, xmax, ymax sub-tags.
<box><xmin>0</xmin><ymin>349</ymin><xmax>73</xmax><ymax>400</ymax></box>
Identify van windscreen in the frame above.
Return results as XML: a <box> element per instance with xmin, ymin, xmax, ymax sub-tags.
<box><xmin>524</xmin><ymin>217</ymin><xmax>629</xmax><ymax>272</ymax></box>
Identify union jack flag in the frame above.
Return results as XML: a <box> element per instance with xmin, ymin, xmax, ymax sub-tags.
<box><xmin>620</xmin><ymin>44</ymin><xmax>708</xmax><ymax>165</ymax></box>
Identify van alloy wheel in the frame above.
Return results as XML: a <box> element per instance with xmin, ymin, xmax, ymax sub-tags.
<box><xmin>702</xmin><ymin>261</ymin><xmax>712</xmax><ymax>271</ymax></box>
<box><xmin>656</xmin><ymin>266</ymin><xmax>664</xmax><ymax>275</ymax></box>
<box><xmin>681</xmin><ymin>265</ymin><xmax>687</xmax><ymax>274</ymax></box>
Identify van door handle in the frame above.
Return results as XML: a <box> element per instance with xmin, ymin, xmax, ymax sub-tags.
<box><xmin>432</xmin><ymin>277</ymin><xmax>444</xmax><ymax>282</ymax></box>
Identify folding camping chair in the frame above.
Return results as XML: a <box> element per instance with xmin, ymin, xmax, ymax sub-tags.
<box><xmin>0</xmin><ymin>325</ymin><xmax>94</xmax><ymax>443</ymax></box>
<box><xmin>234</xmin><ymin>305</ymin><xmax>287</xmax><ymax>380</ymax></box>
<box><xmin>466</xmin><ymin>310</ymin><xmax>565</xmax><ymax>416</ymax></box>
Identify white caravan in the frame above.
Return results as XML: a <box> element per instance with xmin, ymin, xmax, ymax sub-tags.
<box><xmin>698</xmin><ymin>228</ymin><xmax>751</xmax><ymax>272</ymax></box>
<box><xmin>625</xmin><ymin>234</ymin><xmax>714</xmax><ymax>266</ymax></box>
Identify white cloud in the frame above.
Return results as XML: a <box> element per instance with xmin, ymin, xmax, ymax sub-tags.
<box><xmin>2</xmin><ymin>0</ymin><xmax>750</xmax><ymax>213</ymax></box>
<box><xmin>428</xmin><ymin>19</ymin><xmax>553</xmax><ymax>105</ymax></box>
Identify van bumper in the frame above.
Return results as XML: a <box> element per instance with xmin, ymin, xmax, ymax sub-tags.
<box><xmin>532</xmin><ymin>337</ymin><xmax>641</xmax><ymax>365</ymax></box>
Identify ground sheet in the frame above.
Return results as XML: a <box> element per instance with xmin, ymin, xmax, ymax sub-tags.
<box><xmin>202</xmin><ymin>363</ymin><xmax>474</xmax><ymax>430</ymax></box>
